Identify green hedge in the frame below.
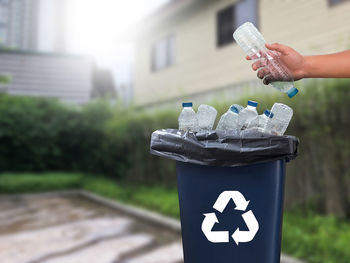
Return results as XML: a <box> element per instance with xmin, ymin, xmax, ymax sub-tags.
<box><xmin>0</xmin><ymin>79</ymin><xmax>349</xmax><ymax>216</ymax></box>
<box><xmin>0</xmin><ymin>94</ymin><xmax>177</xmax><ymax>183</ymax></box>
<box><xmin>0</xmin><ymin>97</ymin><xmax>113</xmax><ymax>173</ymax></box>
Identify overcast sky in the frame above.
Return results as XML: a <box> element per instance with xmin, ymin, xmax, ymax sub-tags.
<box><xmin>66</xmin><ymin>0</ymin><xmax>170</xmax><ymax>66</ymax></box>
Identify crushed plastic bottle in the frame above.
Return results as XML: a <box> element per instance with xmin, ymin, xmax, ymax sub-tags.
<box><xmin>239</xmin><ymin>100</ymin><xmax>258</xmax><ymax>129</ymax></box>
<box><xmin>247</xmin><ymin>109</ymin><xmax>274</xmax><ymax>132</ymax></box>
<box><xmin>264</xmin><ymin>103</ymin><xmax>293</xmax><ymax>135</ymax></box>
<box><xmin>196</xmin><ymin>104</ymin><xmax>218</xmax><ymax>131</ymax></box>
<box><xmin>178</xmin><ymin>102</ymin><xmax>198</xmax><ymax>132</ymax></box>
<box><xmin>216</xmin><ymin>105</ymin><xmax>240</xmax><ymax>131</ymax></box>
<box><xmin>233</xmin><ymin>22</ymin><xmax>299</xmax><ymax>98</ymax></box>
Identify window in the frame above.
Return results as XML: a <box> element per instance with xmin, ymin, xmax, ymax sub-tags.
<box><xmin>328</xmin><ymin>0</ymin><xmax>347</xmax><ymax>6</ymax></box>
<box><xmin>151</xmin><ymin>35</ymin><xmax>175</xmax><ymax>72</ymax></box>
<box><xmin>217</xmin><ymin>5</ymin><xmax>234</xmax><ymax>47</ymax></box>
<box><xmin>217</xmin><ymin>0</ymin><xmax>258</xmax><ymax>48</ymax></box>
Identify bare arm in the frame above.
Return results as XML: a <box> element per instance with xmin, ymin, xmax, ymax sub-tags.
<box><xmin>303</xmin><ymin>50</ymin><xmax>350</xmax><ymax>78</ymax></box>
<box><xmin>247</xmin><ymin>43</ymin><xmax>350</xmax><ymax>83</ymax></box>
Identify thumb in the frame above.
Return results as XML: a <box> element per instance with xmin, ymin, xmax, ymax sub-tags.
<box><xmin>266</xmin><ymin>43</ymin><xmax>289</xmax><ymax>55</ymax></box>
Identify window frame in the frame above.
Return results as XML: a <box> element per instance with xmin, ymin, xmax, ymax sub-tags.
<box><xmin>216</xmin><ymin>0</ymin><xmax>259</xmax><ymax>49</ymax></box>
<box><xmin>216</xmin><ymin>5</ymin><xmax>235</xmax><ymax>48</ymax></box>
<box><xmin>151</xmin><ymin>34</ymin><xmax>176</xmax><ymax>73</ymax></box>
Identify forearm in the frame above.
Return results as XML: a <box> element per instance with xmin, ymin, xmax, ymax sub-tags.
<box><xmin>302</xmin><ymin>50</ymin><xmax>350</xmax><ymax>78</ymax></box>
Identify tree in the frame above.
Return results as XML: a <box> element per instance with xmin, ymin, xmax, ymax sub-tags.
<box><xmin>91</xmin><ymin>67</ymin><xmax>117</xmax><ymax>99</ymax></box>
<box><xmin>0</xmin><ymin>75</ymin><xmax>10</xmax><ymax>85</ymax></box>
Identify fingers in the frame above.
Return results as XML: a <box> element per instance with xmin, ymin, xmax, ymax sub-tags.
<box><xmin>251</xmin><ymin>58</ymin><xmax>268</xmax><ymax>71</ymax></box>
<box><xmin>265</xmin><ymin>43</ymin><xmax>289</xmax><ymax>55</ymax></box>
<box><xmin>263</xmin><ymin>74</ymin><xmax>274</xmax><ymax>85</ymax></box>
<box><xmin>257</xmin><ymin>68</ymin><xmax>270</xmax><ymax>79</ymax></box>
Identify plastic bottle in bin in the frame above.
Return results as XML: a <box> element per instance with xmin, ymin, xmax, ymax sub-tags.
<box><xmin>178</xmin><ymin>102</ymin><xmax>198</xmax><ymax>132</ymax></box>
<box><xmin>247</xmin><ymin>109</ymin><xmax>274</xmax><ymax>132</ymax></box>
<box><xmin>233</xmin><ymin>22</ymin><xmax>299</xmax><ymax>98</ymax></box>
<box><xmin>230</xmin><ymin>104</ymin><xmax>244</xmax><ymax>113</ymax></box>
<box><xmin>239</xmin><ymin>100</ymin><xmax>258</xmax><ymax>129</ymax></box>
<box><xmin>216</xmin><ymin>105</ymin><xmax>240</xmax><ymax>131</ymax></box>
<box><xmin>196</xmin><ymin>104</ymin><xmax>218</xmax><ymax>131</ymax></box>
<box><xmin>264</xmin><ymin>103</ymin><xmax>293</xmax><ymax>135</ymax></box>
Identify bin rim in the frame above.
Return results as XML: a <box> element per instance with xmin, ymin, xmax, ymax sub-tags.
<box><xmin>150</xmin><ymin>129</ymin><xmax>299</xmax><ymax>167</ymax></box>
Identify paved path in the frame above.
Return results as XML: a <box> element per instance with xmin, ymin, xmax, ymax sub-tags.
<box><xmin>0</xmin><ymin>192</ymin><xmax>305</xmax><ymax>263</ymax></box>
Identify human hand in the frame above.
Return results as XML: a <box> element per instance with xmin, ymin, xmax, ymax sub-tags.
<box><xmin>246</xmin><ymin>43</ymin><xmax>306</xmax><ymax>84</ymax></box>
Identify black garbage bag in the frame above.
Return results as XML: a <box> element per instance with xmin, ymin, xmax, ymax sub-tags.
<box><xmin>150</xmin><ymin>129</ymin><xmax>299</xmax><ymax>167</ymax></box>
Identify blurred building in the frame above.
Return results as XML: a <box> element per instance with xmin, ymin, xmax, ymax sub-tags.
<box><xmin>0</xmin><ymin>50</ymin><xmax>93</xmax><ymax>103</ymax></box>
<box><xmin>0</xmin><ymin>0</ymin><xmax>94</xmax><ymax>103</ymax></box>
<box><xmin>0</xmin><ymin>0</ymin><xmax>39</xmax><ymax>50</ymax></box>
<box><xmin>0</xmin><ymin>0</ymin><xmax>68</xmax><ymax>52</ymax></box>
<box><xmin>133</xmin><ymin>0</ymin><xmax>350</xmax><ymax>106</ymax></box>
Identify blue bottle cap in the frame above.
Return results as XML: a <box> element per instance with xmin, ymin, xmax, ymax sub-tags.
<box><xmin>230</xmin><ymin>106</ymin><xmax>239</xmax><ymax>113</ymax></box>
<box><xmin>182</xmin><ymin>102</ymin><xmax>193</xmax><ymax>107</ymax></box>
<box><xmin>248</xmin><ymin>100</ymin><xmax>258</xmax><ymax>107</ymax></box>
<box><xmin>287</xmin><ymin>87</ymin><xmax>299</xmax><ymax>98</ymax></box>
<box><xmin>264</xmin><ymin>109</ymin><xmax>274</xmax><ymax>118</ymax></box>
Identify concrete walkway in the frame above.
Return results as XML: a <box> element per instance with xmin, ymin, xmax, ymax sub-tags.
<box><xmin>0</xmin><ymin>191</ymin><xmax>305</xmax><ymax>263</ymax></box>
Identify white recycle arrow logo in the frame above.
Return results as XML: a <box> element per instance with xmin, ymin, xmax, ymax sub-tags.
<box><xmin>201</xmin><ymin>191</ymin><xmax>259</xmax><ymax>245</ymax></box>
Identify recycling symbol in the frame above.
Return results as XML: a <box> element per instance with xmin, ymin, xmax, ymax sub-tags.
<box><xmin>201</xmin><ymin>191</ymin><xmax>259</xmax><ymax>245</ymax></box>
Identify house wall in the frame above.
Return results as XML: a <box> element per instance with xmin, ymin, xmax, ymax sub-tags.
<box><xmin>133</xmin><ymin>0</ymin><xmax>350</xmax><ymax>105</ymax></box>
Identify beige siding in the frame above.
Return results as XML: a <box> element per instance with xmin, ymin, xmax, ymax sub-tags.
<box><xmin>261</xmin><ymin>0</ymin><xmax>350</xmax><ymax>54</ymax></box>
<box><xmin>134</xmin><ymin>0</ymin><xmax>350</xmax><ymax>105</ymax></box>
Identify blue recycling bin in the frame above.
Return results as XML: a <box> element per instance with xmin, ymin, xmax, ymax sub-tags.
<box><xmin>176</xmin><ymin>159</ymin><xmax>286</xmax><ymax>263</ymax></box>
<box><xmin>150</xmin><ymin>129</ymin><xmax>298</xmax><ymax>263</ymax></box>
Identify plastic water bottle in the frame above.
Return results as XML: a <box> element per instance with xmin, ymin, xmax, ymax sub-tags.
<box><xmin>196</xmin><ymin>104</ymin><xmax>217</xmax><ymax>131</ymax></box>
<box><xmin>216</xmin><ymin>106</ymin><xmax>240</xmax><ymax>131</ymax></box>
<box><xmin>247</xmin><ymin>109</ymin><xmax>274</xmax><ymax>132</ymax></box>
<box><xmin>230</xmin><ymin>104</ymin><xmax>244</xmax><ymax>113</ymax></box>
<box><xmin>239</xmin><ymin>100</ymin><xmax>258</xmax><ymax>129</ymax></box>
<box><xmin>178</xmin><ymin>102</ymin><xmax>198</xmax><ymax>132</ymax></box>
<box><xmin>264</xmin><ymin>103</ymin><xmax>293</xmax><ymax>135</ymax></box>
<box><xmin>233</xmin><ymin>22</ymin><xmax>299</xmax><ymax>98</ymax></box>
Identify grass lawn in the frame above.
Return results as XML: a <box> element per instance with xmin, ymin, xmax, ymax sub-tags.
<box><xmin>0</xmin><ymin>172</ymin><xmax>349</xmax><ymax>263</ymax></box>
